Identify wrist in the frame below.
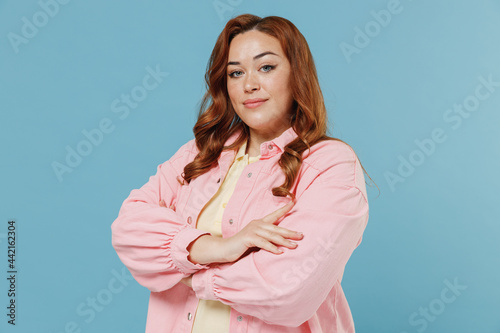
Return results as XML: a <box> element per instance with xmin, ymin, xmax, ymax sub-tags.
<box><xmin>187</xmin><ymin>235</ymin><xmax>227</xmax><ymax>265</ymax></box>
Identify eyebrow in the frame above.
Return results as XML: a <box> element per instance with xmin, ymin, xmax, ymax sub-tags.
<box><xmin>227</xmin><ymin>51</ymin><xmax>280</xmax><ymax>66</ymax></box>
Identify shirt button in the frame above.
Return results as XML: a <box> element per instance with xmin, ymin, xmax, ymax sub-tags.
<box><xmin>187</xmin><ymin>216</ymin><xmax>192</xmax><ymax>224</ymax></box>
<box><xmin>268</xmin><ymin>144</ymin><xmax>273</xmax><ymax>150</ymax></box>
<box><xmin>229</xmin><ymin>219</ymin><xmax>234</xmax><ymax>224</ymax></box>
<box><xmin>187</xmin><ymin>312</ymin><xmax>192</xmax><ymax>320</ymax></box>
<box><xmin>237</xmin><ymin>315</ymin><xmax>243</xmax><ymax>321</ymax></box>
<box><xmin>247</xmin><ymin>172</ymin><xmax>252</xmax><ymax>178</ymax></box>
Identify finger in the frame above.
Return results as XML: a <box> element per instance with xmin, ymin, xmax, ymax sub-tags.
<box><xmin>265</xmin><ymin>230</ymin><xmax>299</xmax><ymax>249</ymax></box>
<box><xmin>259</xmin><ymin>225</ymin><xmax>302</xmax><ymax>246</ymax></box>
<box><xmin>253</xmin><ymin>236</ymin><xmax>285</xmax><ymax>255</ymax></box>
<box><xmin>261</xmin><ymin>200</ymin><xmax>295</xmax><ymax>224</ymax></box>
<box><xmin>266</xmin><ymin>224</ymin><xmax>304</xmax><ymax>240</ymax></box>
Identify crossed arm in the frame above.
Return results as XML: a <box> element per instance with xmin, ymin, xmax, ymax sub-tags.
<box><xmin>158</xmin><ymin>199</ymin><xmax>303</xmax><ymax>289</ymax></box>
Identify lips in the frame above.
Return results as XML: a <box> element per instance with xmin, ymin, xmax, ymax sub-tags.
<box><xmin>244</xmin><ymin>98</ymin><xmax>268</xmax><ymax>108</ymax></box>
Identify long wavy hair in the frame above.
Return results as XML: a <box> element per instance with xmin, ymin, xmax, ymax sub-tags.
<box><xmin>181</xmin><ymin>14</ymin><xmax>377</xmax><ymax>201</ymax></box>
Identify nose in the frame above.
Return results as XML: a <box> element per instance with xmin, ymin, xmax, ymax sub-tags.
<box><xmin>244</xmin><ymin>71</ymin><xmax>260</xmax><ymax>93</ymax></box>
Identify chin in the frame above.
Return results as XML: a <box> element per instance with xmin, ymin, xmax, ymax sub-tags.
<box><xmin>242</xmin><ymin>119</ymin><xmax>271</xmax><ymax>130</ymax></box>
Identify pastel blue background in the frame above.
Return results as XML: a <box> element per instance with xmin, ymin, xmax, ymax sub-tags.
<box><xmin>1</xmin><ymin>0</ymin><xmax>499</xmax><ymax>332</ymax></box>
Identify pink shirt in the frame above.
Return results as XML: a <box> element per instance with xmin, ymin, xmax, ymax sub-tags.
<box><xmin>111</xmin><ymin>126</ymin><xmax>369</xmax><ymax>332</ymax></box>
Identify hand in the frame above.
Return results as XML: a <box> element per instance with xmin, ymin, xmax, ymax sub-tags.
<box><xmin>220</xmin><ymin>200</ymin><xmax>304</xmax><ymax>263</ymax></box>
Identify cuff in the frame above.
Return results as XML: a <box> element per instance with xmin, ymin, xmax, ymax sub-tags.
<box><xmin>192</xmin><ymin>267</ymin><xmax>217</xmax><ymax>300</ymax></box>
<box><xmin>171</xmin><ymin>225</ymin><xmax>211</xmax><ymax>275</ymax></box>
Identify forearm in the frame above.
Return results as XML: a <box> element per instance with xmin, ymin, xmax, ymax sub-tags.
<box><xmin>187</xmin><ymin>234</ymin><xmax>227</xmax><ymax>265</ymax></box>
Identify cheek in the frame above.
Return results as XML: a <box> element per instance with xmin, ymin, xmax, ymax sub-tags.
<box><xmin>227</xmin><ymin>83</ymin><xmax>239</xmax><ymax>102</ymax></box>
<box><xmin>282</xmin><ymin>78</ymin><xmax>294</xmax><ymax>103</ymax></box>
<box><xmin>271</xmin><ymin>72</ymin><xmax>291</xmax><ymax>95</ymax></box>
<box><xmin>274</xmin><ymin>82</ymin><xmax>293</xmax><ymax>104</ymax></box>
<box><xmin>226</xmin><ymin>85</ymin><xmax>241</xmax><ymax>116</ymax></box>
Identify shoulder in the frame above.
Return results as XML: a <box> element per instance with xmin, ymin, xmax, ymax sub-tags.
<box><xmin>304</xmin><ymin>139</ymin><xmax>357</xmax><ymax>165</ymax></box>
<box><xmin>302</xmin><ymin>139</ymin><xmax>365</xmax><ymax>190</ymax></box>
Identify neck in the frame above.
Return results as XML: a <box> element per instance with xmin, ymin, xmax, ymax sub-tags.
<box><xmin>245</xmin><ymin>136</ymin><xmax>259</xmax><ymax>157</ymax></box>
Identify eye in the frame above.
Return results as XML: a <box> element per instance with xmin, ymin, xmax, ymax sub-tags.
<box><xmin>261</xmin><ymin>64</ymin><xmax>276</xmax><ymax>72</ymax></box>
<box><xmin>228</xmin><ymin>70</ymin><xmax>243</xmax><ymax>78</ymax></box>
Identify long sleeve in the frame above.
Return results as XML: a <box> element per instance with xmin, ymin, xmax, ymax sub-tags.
<box><xmin>191</xmin><ymin>144</ymin><xmax>369</xmax><ymax>327</ymax></box>
<box><xmin>111</xmin><ymin>140</ymin><xmax>212</xmax><ymax>292</ymax></box>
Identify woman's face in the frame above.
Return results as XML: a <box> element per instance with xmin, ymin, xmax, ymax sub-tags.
<box><xmin>227</xmin><ymin>30</ymin><xmax>294</xmax><ymax>140</ymax></box>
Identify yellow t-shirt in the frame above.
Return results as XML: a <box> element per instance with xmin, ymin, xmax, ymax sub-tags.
<box><xmin>191</xmin><ymin>139</ymin><xmax>260</xmax><ymax>333</ymax></box>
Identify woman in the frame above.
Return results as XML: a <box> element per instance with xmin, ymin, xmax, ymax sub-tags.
<box><xmin>111</xmin><ymin>14</ymin><xmax>373</xmax><ymax>333</ymax></box>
